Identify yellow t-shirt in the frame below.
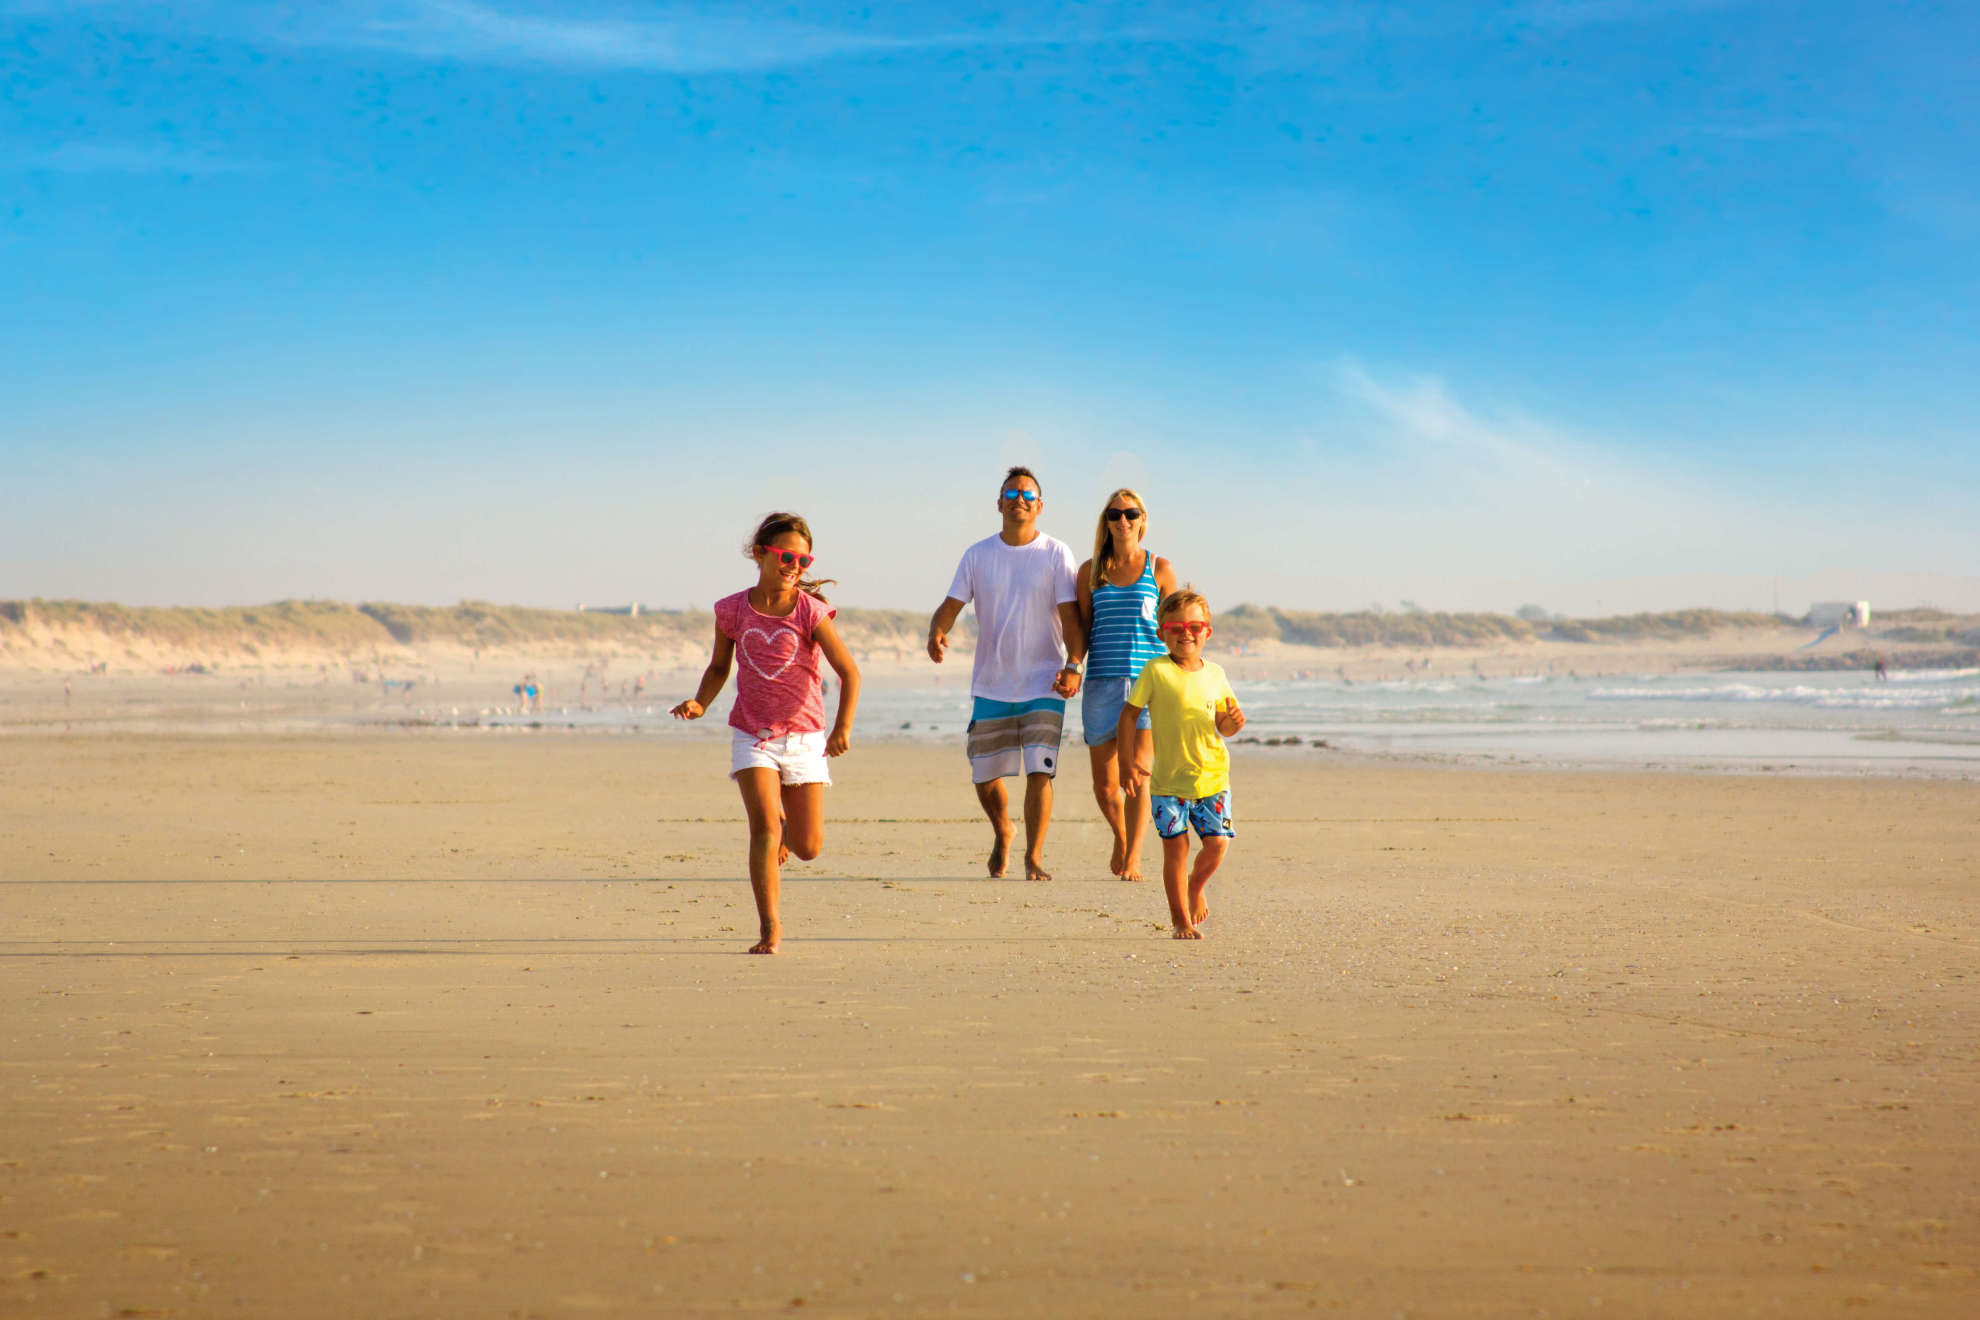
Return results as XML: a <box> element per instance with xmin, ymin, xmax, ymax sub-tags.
<box><xmin>1126</xmin><ymin>655</ymin><xmax>1237</xmax><ymax>799</ymax></box>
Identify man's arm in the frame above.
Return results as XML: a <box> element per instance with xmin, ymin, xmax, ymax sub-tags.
<box><xmin>928</xmin><ymin>596</ymin><xmax>965</xmax><ymax>664</ymax></box>
<box><xmin>1052</xmin><ymin>600</ymin><xmax>1086</xmax><ymax>697</ymax></box>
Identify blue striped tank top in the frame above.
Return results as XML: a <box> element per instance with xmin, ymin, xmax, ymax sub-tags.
<box><xmin>1088</xmin><ymin>551</ymin><xmax>1164</xmax><ymax>680</ymax></box>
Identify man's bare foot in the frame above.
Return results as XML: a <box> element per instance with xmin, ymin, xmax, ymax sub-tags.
<box><xmin>988</xmin><ymin>826</ymin><xmax>1013</xmax><ymax>878</ymax></box>
<box><xmin>747</xmin><ymin>923</ymin><xmax>781</xmax><ymax>954</ymax></box>
<box><xmin>1171</xmin><ymin>923</ymin><xmax>1201</xmax><ymax>940</ymax></box>
<box><xmin>1109</xmin><ymin>834</ymin><xmax>1127</xmax><ymax>877</ymax></box>
<box><xmin>1025</xmin><ymin>860</ymin><xmax>1052</xmax><ymax>882</ymax></box>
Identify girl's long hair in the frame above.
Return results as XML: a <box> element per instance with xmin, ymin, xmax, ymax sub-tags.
<box><xmin>1089</xmin><ymin>488</ymin><xmax>1149</xmax><ymax>589</ymax></box>
<box><xmin>746</xmin><ymin>511</ymin><xmax>836</xmax><ymax>602</ymax></box>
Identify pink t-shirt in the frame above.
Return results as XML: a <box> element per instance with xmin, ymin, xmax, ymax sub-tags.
<box><xmin>714</xmin><ymin>589</ymin><xmax>835</xmax><ymax>739</ymax></box>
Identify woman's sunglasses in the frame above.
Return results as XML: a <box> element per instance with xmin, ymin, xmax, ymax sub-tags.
<box><xmin>759</xmin><ymin>547</ymin><xmax>815</xmax><ymax>569</ymax></box>
<box><xmin>1104</xmin><ymin>507</ymin><xmax>1143</xmax><ymax>522</ymax></box>
<box><xmin>1161</xmin><ymin>621</ymin><xmax>1211</xmax><ymax>638</ymax></box>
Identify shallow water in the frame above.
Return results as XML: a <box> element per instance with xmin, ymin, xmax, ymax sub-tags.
<box><xmin>460</xmin><ymin>668</ymin><xmax>1980</xmax><ymax>778</ymax></box>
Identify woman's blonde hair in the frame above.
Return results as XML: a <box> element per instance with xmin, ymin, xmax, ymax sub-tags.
<box><xmin>1089</xmin><ymin>488</ymin><xmax>1149</xmax><ymax>589</ymax></box>
<box><xmin>746</xmin><ymin>511</ymin><xmax>836</xmax><ymax>602</ymax></box>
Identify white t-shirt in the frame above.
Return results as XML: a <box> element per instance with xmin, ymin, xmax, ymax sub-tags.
<box><xmin>946</xmin><ymin>532</ymin><xmax>1080</xmax><ymax>702</ymax></box>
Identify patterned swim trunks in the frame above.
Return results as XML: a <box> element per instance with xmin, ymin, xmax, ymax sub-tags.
<box><xmin>1149</xmin><ymin>787</ymin><xmax>1235</xmax><ymax>840</ymax></box>
<box><xmin>966</xmin><ymin>696</ymin><xmax>1066</xmax><ymax>784</ymax></box>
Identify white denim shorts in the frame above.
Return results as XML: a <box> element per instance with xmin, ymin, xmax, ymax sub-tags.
<box><xmin>729</xmin><ymin>729</ymin><xmax>831</xmax><ymax>786</ymax></box>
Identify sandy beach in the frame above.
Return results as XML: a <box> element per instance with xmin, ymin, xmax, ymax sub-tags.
<box><xmin>4</xmin><ymin>733</ymin><xmax>1977</xmax><ymax>1317</ymax></box>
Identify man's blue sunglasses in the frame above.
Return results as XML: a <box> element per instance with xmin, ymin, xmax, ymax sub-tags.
<box><xmin>1001</xmin><ymin>488</ymin><xmax>1040</xmax><ymax>504</ymax></box>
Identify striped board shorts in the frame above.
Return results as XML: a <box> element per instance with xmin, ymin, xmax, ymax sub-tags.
<box><xmin>966</xmin><ymin>696</ymin><xmax>1066</xmax><ymax>784</ymax></box>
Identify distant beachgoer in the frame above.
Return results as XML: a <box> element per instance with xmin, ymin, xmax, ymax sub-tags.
<box><xmin>1073</xmin><ymin>488</ymin><xmax>1176</xmax><ymax>883</ymax></box>
<box><xmin>672</xmin><ymin>512</ymin><xmax>861</xmax><ymax>954</ymax></box>
<box><xmin>926</xmin><ymin>467</ymin><xmax>1085</xmax><ymax>882</ymax></box>
<box><xmin>1118</xmin><ymin>588</ymin><xmax>1245</xmax><ymax>939</ymax></box>
<box><xmin>1874</xmin><ymin>656</ymin><xmax>1889</xmax><ymax>682</ymax></box>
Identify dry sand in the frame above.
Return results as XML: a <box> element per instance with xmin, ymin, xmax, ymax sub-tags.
<box><xmin>3</xmin><ymin>734</ymin><xmax>1977</xmax><ymax>1318</ymax></box>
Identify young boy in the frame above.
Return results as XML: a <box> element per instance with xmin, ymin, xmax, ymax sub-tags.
<box><xmin>1116</xmin><ymin>589</ymin><xmax>1245</xmax><ymax>938</ymax></box>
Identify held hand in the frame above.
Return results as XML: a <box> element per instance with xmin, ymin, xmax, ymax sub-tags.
<box><xmin>826</xmin><ymin>727</ymin><xmax>851</xmax><ymax>757</ymax></box>
<box><xmin>670</xmin><ymin>699</ymin><xmax>704</xmax><ymax>720</ymax></box>
<box><xmin>1215</xmin><ymin>698</ymin><xmax>1245</xmax><ymax>737</ymax></box>
<box><xmin>927</xmin><ymin>631</ymin><xmax>948</xmax><ymax>664</ymax></box>
<box><xmin>1123</xmin><ymin>759</ymin><xmax>1151</xmax><ymax>798</ymax></box>
<box><xmin>1052</xmin><ymin>666</ymin><xmax>1083</xmax><ymax>698</ymax></box>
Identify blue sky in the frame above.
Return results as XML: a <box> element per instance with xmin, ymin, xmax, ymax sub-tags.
<box><xmin>5</xmin><ymin>1</ymin><xmax>1977</xmax><ymax>616</ymax></box>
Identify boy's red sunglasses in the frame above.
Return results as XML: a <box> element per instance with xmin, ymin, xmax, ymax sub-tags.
<box><xmin>760</xmin><ymin>547</ymin><xmax>815</xmax><ymax>569</ymax></box>
<box><xmin>1161</xmin><ymin>621</ymin><xmax>1211</xmax><ymax>638</ymax></box>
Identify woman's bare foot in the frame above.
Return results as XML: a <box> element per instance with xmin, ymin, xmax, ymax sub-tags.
<box><xmin>988</xmin><ymin>825</ymin><xmax>1014</xmax><ymax>878</ymax></box>
<box><xmin>1122</xmin><ymin>859</ymin><xmax>1145</xmax><ymax>883</ymax></box>
<box><xmin>747</xmin><ymin>922</ymin><xmax>781</xmax><ymax>955</ymax></box>
<box><xmin>1171</xmin><ymin>922</ymin><xmax>1201</xmax><ymax>939</ymax></box>
<box><xmin>1109</xmin><ymin>834</ymin><xmax>1127</xmax><ymax>877</ymax></box>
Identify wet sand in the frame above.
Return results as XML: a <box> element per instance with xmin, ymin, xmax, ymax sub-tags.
<box><xmin>3</xmin><ymin>735</ymin><xmax>1977</xmax><ymax>1317</ymax></box>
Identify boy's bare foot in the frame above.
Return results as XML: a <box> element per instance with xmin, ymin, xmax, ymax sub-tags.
<box><xmin>1025</xmin><ymin>860</ymin><xmax>1052</xmax><ymax>882</ymax></box>
<box><xmin>747</xmin><ymin>923</ymin><xmax>781</xmax><ymax>955</ymax></box>
<box><xmin>987</xmin><ymin>826</ymin><xmax>1014</xmax><ymax>878</ymax></box>
<box><xmin>1171</xmin><ymin>922</ymin><xmax>1201</xmax><ymax>939</ymax></box>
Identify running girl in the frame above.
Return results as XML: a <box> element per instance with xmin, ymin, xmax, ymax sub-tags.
<box><xmin>671</xmin><ymin>513</ymin><xmax>861</xmax><ymax>954</ymax></box>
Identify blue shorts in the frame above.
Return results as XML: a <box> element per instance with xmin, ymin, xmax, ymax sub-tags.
<box><xmin>1081</xmin><ymin>676</ymin><xmax>1152</xmax><ymax>746</ymax></box>
<box><xmin>1150</xmin><ymin>788</ymin><xmax>1235</xmax><ymax>841</ymax></box>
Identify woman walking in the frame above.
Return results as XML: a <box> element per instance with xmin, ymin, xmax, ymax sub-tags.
<box><xmin>1073</xmin><ymin>489</ymin><xmax>1176</xmax><ymax>881</ymax></box>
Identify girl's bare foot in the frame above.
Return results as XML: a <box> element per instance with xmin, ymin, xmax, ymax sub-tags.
<box><xmin>1171</xmin><ymin>922</ymin><xmax>1201</xmax><ymax>939</ymax></box>
<box><xmin>748</xmin><ymin>922</ymin><xmax>781</xmax><ymax>954</ymax></box>
<box><xmin>988</xmin><ymin>826</ymin><xmax>1014</xmax><ymax>878</ymax></box>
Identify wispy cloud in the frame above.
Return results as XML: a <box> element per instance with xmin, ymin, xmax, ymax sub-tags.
<box><xmin>12</xmin><ymin>1</ymin><xmax>1116</xmax><ymax>74</ymax></box>
<box><xmin>342</xmin><ymin>1</ymin><xmax>952</xmax><ymax>72</ymax></box>
<box><xmin>17</xmin><ymin>142</ymin><xmax>256</xmax><ymax>176</ymax></box>
<box><xmin>8</xmin><ymin>0</ymin><xmax>1349</xmax><ymax>75</ymax></box>
<box><xmin>1322</xmin><ymin>360</ymin><xmax>1797</xmax><ymax>578</ymax></box>
<box><xmin>1504</xmin><ymin>0</ymin><xmax>1747</xmax><ymax>30</ymax></box>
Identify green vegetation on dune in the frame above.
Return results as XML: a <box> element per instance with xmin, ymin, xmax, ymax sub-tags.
<box><xmin>0</xmin><ymin>598</ymin><xmax>944</xmax><ymax>661</ymax></box>
<box><xmin>0</xmin><ymin>597</ymin><xmax>1858</xmax><ymax>663</ymax></box>
<box><xmin>1542</xmin><ymin>609</ymin><xmax>1781</xmax><ymax>643</ymax></box>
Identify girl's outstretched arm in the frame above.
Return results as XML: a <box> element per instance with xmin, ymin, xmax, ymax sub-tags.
<box><xmin>670</xmin><ymin>623</ymin><xmax>734</xmax><ymax>719</ymax></box>
<box><xmin>813</xmin><ymin>615</ymin><xmax>861</xmax><ymax>756</ymax></box>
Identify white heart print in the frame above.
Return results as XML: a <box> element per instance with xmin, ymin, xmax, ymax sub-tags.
<box><xmin>738</xmin><ymin>626</ymin><xmax>799</xmax><ymax>681</ymax></box>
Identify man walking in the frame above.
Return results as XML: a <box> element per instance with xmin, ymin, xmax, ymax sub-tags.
<box><xmin>928</xmin><ymin>466</ymin><xmax>1085</xmax><ymax>880</ymax></box>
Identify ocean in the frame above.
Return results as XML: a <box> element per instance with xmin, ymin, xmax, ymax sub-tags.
<box><xmin>470</xmin><ymin>667</ymin><xmax>1980</xmax><ymax>778</ymax></box>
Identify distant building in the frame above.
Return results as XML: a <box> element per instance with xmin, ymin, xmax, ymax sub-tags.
<box><xmin>1807</xmin><ymin>601</ymin><xmax>1870</xmax><ymax>629</ymax></box>
<box><xmin>576</xmin><ymin>603</ymin><xmax>643</xmax><ymax>616</ymax></box>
